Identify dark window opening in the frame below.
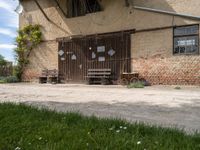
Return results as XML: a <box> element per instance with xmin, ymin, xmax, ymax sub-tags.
<box><xmin>67</xmin><ymin>0</ymin><xmax>101</xmax><ymax>18</ymax></box>
<box><xmin>85</xmin><ymin>0</ymin><xmax>101</xmax><ymax>13</ymax></box>
<box><xmin>173</xmin><ymin>25</ymin><xmax>199</xmax><ymax>55</ymax></box>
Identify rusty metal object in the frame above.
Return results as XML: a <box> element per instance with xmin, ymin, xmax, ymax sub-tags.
<box><xmin>118</xmin><ymin>72</ymin><xmax>140</xmax><ymax>85</ymax></box>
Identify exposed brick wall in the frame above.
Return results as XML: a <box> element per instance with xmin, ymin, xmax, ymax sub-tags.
<box><xmin>132</xmin><ymin>56</ymin><xmax>200</xmax><ymax>85</ymax></box>
<box><xmin>131</xmin><ymin>28</ymin><xmax>200</xmax><ymax>85</ymax></box>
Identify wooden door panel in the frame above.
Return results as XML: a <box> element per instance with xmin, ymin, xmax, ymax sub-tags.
<box><xmin>58</xmin><ymin>32</ymin><xmax>131</xmax><ymax>83</ymax></box>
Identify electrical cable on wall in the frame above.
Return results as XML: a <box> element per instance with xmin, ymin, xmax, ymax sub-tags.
<box><xmin>82</xmin><ymin>0</ymin><xmax>129</xmax><ymax>26</ymax></box>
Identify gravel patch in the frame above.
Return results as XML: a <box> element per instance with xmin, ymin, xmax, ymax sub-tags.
<box><xmin>0</xmin><ymin>83</ymin><xmax>200</xmax><ymax>133</ymax></box>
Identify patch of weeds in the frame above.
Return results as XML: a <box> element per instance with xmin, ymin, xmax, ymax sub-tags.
<box><xmin>174</xmin><ymin>86</ymin><xmax>181</xmax><ymax>90</ymax></box>
<box><xmin>127</xmin><ymin>81</ymin><xmax>145</xmax><ymax>89</ymax></box>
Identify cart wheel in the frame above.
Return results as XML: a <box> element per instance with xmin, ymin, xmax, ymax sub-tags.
<box><xmin>130</xmin><ymin>77</ymin><xmax>139</xmax><ymax>84</ymax></box>
<box><xmin>119</xmin><ymin>78</ymin><xmax>129</xmax><ymax>85</ymax></box>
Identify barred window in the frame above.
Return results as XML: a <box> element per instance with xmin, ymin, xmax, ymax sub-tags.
<box><xmin>173</xmin><ymin>25</ymin><xmax>199</xmax><ymax>55</ymax></box>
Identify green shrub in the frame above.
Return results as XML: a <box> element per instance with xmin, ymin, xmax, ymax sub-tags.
<box><xmin>127</xmin><ymin>81</ymin><xmax>145</xmax><ymax>88</ymax></box>
<box><xmin>13</xmin><ymin>65</ymin><xmax>23</xmax><ymax>81</ymax></box>
<box><xmin>0</xmin><ymin>54</ymin><xmax>7</xmax><ymax>66</ymax></box>
<box><xmin>0</xmin><ymin>79</ymin><xmax>6</xmax><ymax>84</ymax></box>
<box><xmin>0</xmin><ymin>76</ymin><xmax>5</xmax><ymax>80</ymax></box>
<box><xmin>5</xmin><ymin>76</ymin><xmax>19</xmax><ymax>83</ymax></box>
<box><xmin>0</xmin><ymin>76</ymin><xmax>19</xmax><ymax>83</ymax></box>
<box><xmin>0</xmin><ymin>77</ymin><xmax>6</xmax><ymax>83</ymax></box>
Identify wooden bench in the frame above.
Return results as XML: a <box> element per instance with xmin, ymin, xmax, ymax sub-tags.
<box><xmin>48</xmin><ymin>69</ymin><xmax>59</xmax><ymax>84</ymax></box>
<box><xmin>39</xmin><ymin>69</ymin><xmax>48</xmax><ymax>84</ymax></box>
<box><xmin>39</xmin><ymin>69</ymin><xmax>59</xmax><ymax>84</ymax></box>
<box><xmin>86</xmin><ymin>69</ymin><xmax>112</xmax><ymax>85</ymax></box>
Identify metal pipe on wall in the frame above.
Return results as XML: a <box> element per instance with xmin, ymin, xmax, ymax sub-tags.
<box><xmin>134</xmin><ymin>6</ymin><xmax>200</xmax><ymax>20</ymax></box>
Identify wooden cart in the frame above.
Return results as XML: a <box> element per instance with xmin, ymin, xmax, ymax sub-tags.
<box><xmin>118</xmin><ymin>72</ymin><xmax>140</xmax><ymax>85</ymax></box>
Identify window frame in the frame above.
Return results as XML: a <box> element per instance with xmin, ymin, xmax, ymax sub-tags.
<box><xmin>173</xmin><ymin>24</ymin><xmax>199</xmax><ymax>55</ymax></box>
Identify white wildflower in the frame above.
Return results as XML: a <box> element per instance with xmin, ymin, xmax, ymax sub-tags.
<box><xmin>109</xmin><ymin>127</ymin><xmax>113</xmax><ymax>131</ymax></box>
<box><xmin>137</xmin><ymin>141</ymin><xmax>141</xmax><ymax>145</ymax></box>
<box><xmin>123</xmin><ymin>127</ymin><xmax>127</xmax><ymax>130</ymax></box>
<box><xmin>116</xmin><ymin>130</ymin><xmax>120</xmax><ymax>133</ymax></box>
<box><xmin>120</xmin><ymin>126</ymin><xmax>123</xmax><ymax>129</ymax></box>
<box><xmin>39</xmin><ymin>137</ymin><xmax>42</xmax><ymax>140</ymax></box>
<box><xmin>15</xmin><ymin>147</ymin><xmax>21</xmax><ymax>150</ymax></box>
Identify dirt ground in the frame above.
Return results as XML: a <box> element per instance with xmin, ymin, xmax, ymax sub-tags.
<box><xmin>0</xmin><ymin>83</ymin><xmax>200</xmax><ymax>133</ymax></box>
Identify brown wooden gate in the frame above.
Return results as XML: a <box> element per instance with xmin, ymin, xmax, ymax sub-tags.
<box><xmin>58</xmin><ymin>31</ymin><xmax>132</xmax><ymax>83</ymax></box>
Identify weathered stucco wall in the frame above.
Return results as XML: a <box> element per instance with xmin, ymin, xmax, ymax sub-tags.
<box><xmin>23</xmin><ymin>41</ymin><xmax>58</xmax><ymax>81</ymax></box>
<box><xmin>20</xmin><ymin>0</ymin><xmax>200</xmax><ymax>39</ymax></box>
<box><xmin>20</xmin><ymin>0</ymin><xmax>200</xmax><ymax>85</ymax></box>
<box><xmin>131</xmin><ymin>28</ymin><xmax>173</xmax><ymax>59</ymax></box>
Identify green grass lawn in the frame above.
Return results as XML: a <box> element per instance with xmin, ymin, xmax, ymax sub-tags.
<box><xmin>0</xmin><ymin>103</ymin><xmax>199</xmax><ymax>150</ymax></box>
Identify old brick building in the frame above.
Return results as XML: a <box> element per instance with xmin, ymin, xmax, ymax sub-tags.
<box><xmin>19</xmin><ymin>0</ymin><xmax>200</xmax><ymax>85</ymax></box>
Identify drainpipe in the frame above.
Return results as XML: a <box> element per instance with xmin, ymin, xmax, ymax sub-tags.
<box><xmin>133</xmin><ymin>6</ymin><xmax>200</xmax><ymax>21</ymax></box>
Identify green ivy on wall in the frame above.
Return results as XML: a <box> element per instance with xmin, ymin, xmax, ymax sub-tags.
<box><xmin>15</xmin><ymin>24</ymin><xmax>42</xmax><ymax>81</ymax></box>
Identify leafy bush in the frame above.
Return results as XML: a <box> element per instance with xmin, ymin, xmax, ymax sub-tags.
<box><xmin>127</xmin><ymin>81</ymin><xmax>145</xmax><ymax>88</ymax></box>
<box><xmin>0</xmin><ymin>54</ymin><xmax>7</xmax><ymax>66</ymax></box>
<box><xmin>15</xmin><ymin>24</ymin><xmax>42</xmax><ymax>81</ymax></box>
<box><xmin>0</xmin><ymin>76</ymin><xmax>19</xmax><ymax>83</ymax></box>
<box><xmin>0</xmin><ymin>77</ymin><xmax>6</xmax><ymax>83</ymax></box>
<box><xmin>5</xmin><ymin>76</ymin><xmax>19</xmax><ymax>83</ymax></box>
<box><xmin>0</xmin><ymin>80</ymin><xmax>5</xmax><ymax>83</ymax></box>
<box><xmin>13</xmin><ymin>65</ymin><xmax>23</xmax><ymax>81</ymax></box>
